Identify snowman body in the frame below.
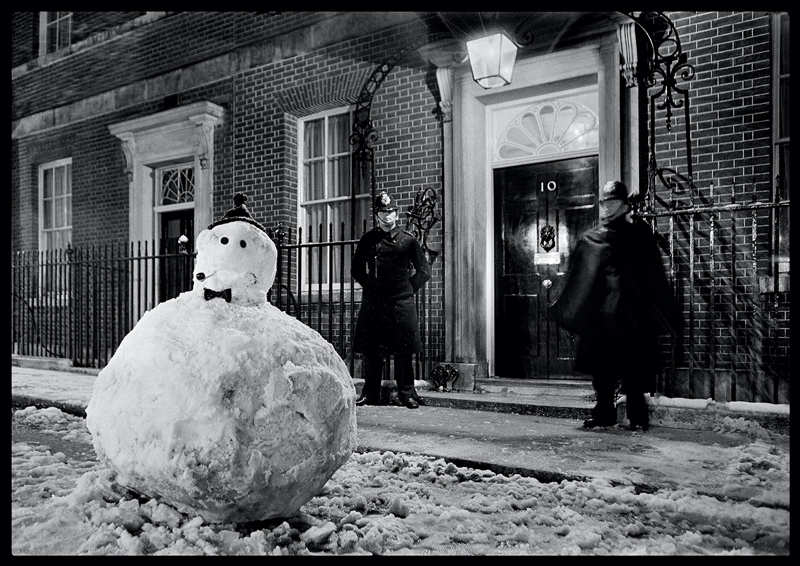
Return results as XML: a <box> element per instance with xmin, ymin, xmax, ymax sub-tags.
<box><xmin>86</xmin><ymin>216</ymin><xmax>357</xmax><ymax>523</ymax></box>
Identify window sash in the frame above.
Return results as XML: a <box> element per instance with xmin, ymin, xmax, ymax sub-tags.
<box><xmin>40</xmin><ymin>12</ymin><xmax>72</xmax><ymax>56</ymax></box>
<box><xmin>38</xmin><ymin>158</ymin><xmax>72</xmax><ymax>299</ymax></box>
<box><xmin>773</xmin><ymin>12</ymin><xmax>789</xmax><ymax>271</ymax></box>
<box><xmin>299</xmin><ymin>109</ymin><xmax>367</xmax><ymax>287</ymax></box>
<box><xmin>39</xmin><ymin>160</ymin><xmax>72</xmax><ymax>248</ymax></box>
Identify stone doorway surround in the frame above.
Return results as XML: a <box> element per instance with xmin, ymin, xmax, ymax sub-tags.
<box><xmin>108</xmin><ymin>101</ymin><xmax>224</xmax><ymax>245</ymax></box>
<box><xmin>447</xmin><ymin>39</ymin><xmax>623</xmax><ymax>380</ymax></box>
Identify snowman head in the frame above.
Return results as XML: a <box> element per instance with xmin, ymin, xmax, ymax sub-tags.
<box><xmin>193</xmin><ymin>193</ymin><xmax>277</xmax><ymax>306</ymax></box>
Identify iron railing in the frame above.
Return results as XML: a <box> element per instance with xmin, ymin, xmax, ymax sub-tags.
<box><xmin>642</xmin><ymin>183</ymin><xmax>789</xmax><ymax>404</ymax></box>
<box><xmin>11</xmin><ymin>227</ymin><xmax>440</xmax><ymax>378</ymax></box>
<box><xmin>268</xmin><ymin>221</ymin><xmax>438</xmax><ymax>381</ymax></box>
<box><xmin>11</xmin><ymin>241</ymin><xmax>194</xmax><ymax>368</ymax></box>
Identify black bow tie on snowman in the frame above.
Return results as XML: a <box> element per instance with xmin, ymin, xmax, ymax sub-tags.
<box><xmin>203</xmin><ymin>288</ymin><xmax>232</xmax><ymax>303</ymax></box>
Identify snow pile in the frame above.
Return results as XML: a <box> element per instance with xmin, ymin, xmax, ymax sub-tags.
<box><xmin>86</xmin><ymin>218</ymin><xmax>356</xmax><ymax>523</ymax></box>
<box><xmin>15</xmin><ymin>406</ymin><xmax>94</xmax><ymax>445</ymax></box>
<box><xmin>13</xmin><ymin>407</ymin><xmax>790</xmax><ymax>556</ymax></box>
<box><xmin>644</xmin><ymin>395</ymin><xmax>789</xmax><ymax>417</ymax></box>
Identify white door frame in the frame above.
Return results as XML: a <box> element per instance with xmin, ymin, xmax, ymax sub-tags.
<box><xmin>450</xmin><ymin>40</ymin><xmax>621</xmax><ymax>377</ymax></box>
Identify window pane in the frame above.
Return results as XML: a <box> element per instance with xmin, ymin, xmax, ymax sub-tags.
<box><xmin>65</xmin><ymin>194</ymin><xmax>72</xmax><ymax>226</ymax></box>
<box><xmin>329</xmin><ymin>155</ymin><xmax>351</xmax><ymax>198</ymax></box>
<box><xmin>58</xmin><ymin>18</ymin><xmax>70</xmax><ymax>49</ymax></box>
<box><xmin>304</xmin><ymin>204</ymin><xmax>327</xmax><ymax>241</ymax></box>
<box><xmin>778</xmin><ymin>144</ymin><xmax>790</xmax><ymax>258</ymax></box>
<box><xmin>328</xmin><ymin>113</ymin><xmax>351</xmax><ymax>155</ymax></box>
<box><xmin>330</xmin><ymin>201</ymin><xmax>349</xmax><ymax>240</ymax></box>
<box><xmin>43</xmin><ymin>198</ymin><xmax>53</xmax><ymax>230</ymax></box>
<box><xmin>43</xmin><ymin>169</ymin><xmax>53</xmax><ymax>199</ymax></box>
<box><xmin>304</xmin><ymin>161</ymin><xmax>325</xmax><ymax>201</ymax></box>
<box><xmin>304</xmin><ymin>119</ymin><xmax>324</xmax><ymax>159</ymax></box>
<box><xmin>47</xmin><ymin>28</ymin><xmax>58</xmax><ymax>53</ymax></box>
<box><xmin>780</xmin><ymin>13</ymin><xmax>790</xmax><ymax>74</ymax></box>
<box><xmin>54</xmin><ymin>166</ymin><xmax>65</xmax><ymax>196</ymax></box>
<box><xmin>779</xmin><ymin>78</ymin><xmax>789</xmax><ymax>138</ymax></box>
<box><xmin>54</xmin><ymin>196</ymin><xmax>65</xmax><ymax>228</ymax></box>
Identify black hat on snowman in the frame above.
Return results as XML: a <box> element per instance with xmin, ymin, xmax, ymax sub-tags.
<box><xmin>208</xmin><ymin>192</ymin><xmax>266</xmax><ymax>232</ymax></box>
<box><xmin>374</xmin><ymin>191</ymin><xmax>398</xmax><ymax>213</ymax></box>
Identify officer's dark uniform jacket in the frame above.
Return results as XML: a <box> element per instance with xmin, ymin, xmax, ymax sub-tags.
<box><xmin>352</xmin><ymin>225</ymin><xmax>431</xmax><ymax>355</ymax></box>
<box><xmin>551</xmin><ymin>216</ymin><xmax>679</xmax><ymax>378</ymax></box>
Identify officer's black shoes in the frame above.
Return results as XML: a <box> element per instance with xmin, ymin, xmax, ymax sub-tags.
<box><xmin>582</xmin><ymin>418</ymin><xmax>617</xmax><ymax>428</ymax></box>
<box><xmin>629</xmin><ymin>422</ymin><xmax>649</xmax><ymax>432</ymax></box>
<box><xmin>356</xmin><ymin>395</ymin><xmax>379</xmax><ymax>406</ymax></box>
<box><xmin>402</xmin><ymin>397</ymin><xmax>419</xmax><ymax>409</ymax></box>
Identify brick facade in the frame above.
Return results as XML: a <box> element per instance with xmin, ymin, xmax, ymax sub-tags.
<box><xmin>11</xmin><ymin>12</ymin><xmax>786</xmax><ymax>401</ymax></box>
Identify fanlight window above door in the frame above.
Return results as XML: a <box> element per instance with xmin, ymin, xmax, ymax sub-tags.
<box><xmin>159</xmin><ymin>164</ymin><xmax>195</xmax><ymax>206</ymax></box>
<box><xmin>495</xmin><ymin>100</ymin><xmax>599</xmax><ymax>162</ymax></box>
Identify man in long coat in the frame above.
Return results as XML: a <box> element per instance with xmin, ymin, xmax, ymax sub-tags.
<box><xmin>352</xmin><ymin>191</ymin><xmax>431</xmax><ymax>409</ymax></box>
<box><xmin>551</xmin><ymin>181</ymin><xmax>679</xmax><ymax>431</ymax></box>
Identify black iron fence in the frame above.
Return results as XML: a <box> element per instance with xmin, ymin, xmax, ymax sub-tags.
<box><xmin>268</xmin><ymin>222</ymin><xmax>438</xmax><ymax>381</ymax></box>
<box><xmin>11</xmin><ymin>224</ymin><xmax>439</xmax><ymax>379</ymax></box>
<box><xmin>11</xmin><ymin>241</ymin><xmax>194</xmax><ymax>368</ymax></box>
<box><xmin>642</xmin><ymin>183</ymin><xmax>789</xmax><ymax>404</ymax></box>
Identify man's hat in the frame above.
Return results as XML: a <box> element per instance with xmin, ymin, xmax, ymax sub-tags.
<box><xmin>208</xmin><ymin>192</ymin><xmax>266</xmax><ymax>232</ymax></box>
<box><xmin>600</xmin><ymin>180</ymin><xmax>630</xmax><ymax>203</ymax></box>
<box><xmin>374</xmin><ymin>191</ymin><xmax>398</xmax><ymax>213</ymax></box>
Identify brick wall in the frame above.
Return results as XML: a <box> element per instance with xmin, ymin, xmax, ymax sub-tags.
<box><xmin>647</xmin><ymin>12</ymin><xmax>786</xmax><ymax>403</ymax></box>
<box><xmin>11</xmin><ymin>12</ymin><xmax>38</xmax><ymax>69</ymax></box>
<box><xmin>11</xmin><ymin>11</ymin><xmax>783</xmax><ymax>396</ymax></box>
<box><xmin>12</xmin><ymin>12</ymin><xmax>329</xmax><ymax>122</ymax></box>
<box><xmin>226</xmin><ymin>17</ymin><xmax>446</xmax><ymax>360</ymax></box>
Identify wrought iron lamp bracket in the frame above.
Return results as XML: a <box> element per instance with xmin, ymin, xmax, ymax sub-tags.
<box><xmin>618</xmin><ymin>12</ymin><xmax>697</xmax><ymax>215</ymax></box>
<box><xmin>622</xmin><ymin>12</ymin><xmax>696</xmax><ymax>131</ymax></box>
<box><xmin>405</xmin><ymin>186</ymin><xmax>441</xmax><ymax>263</ymax></box>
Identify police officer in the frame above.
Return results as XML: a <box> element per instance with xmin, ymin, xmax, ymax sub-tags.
<box><xmin>352</xmin><ymin>191</ymin><xmax>431</xmax><ymax>409</ymax></box>
<box><xmin>551</xmin><ymin>180</ymin><xmax>679</xmax><ymax>431</ymax></box>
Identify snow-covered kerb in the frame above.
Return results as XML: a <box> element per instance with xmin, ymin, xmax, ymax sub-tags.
<box><xmin>617</xmin><ymin>395</ymin><xmax>790</xmax><ymax>435</ymax></box>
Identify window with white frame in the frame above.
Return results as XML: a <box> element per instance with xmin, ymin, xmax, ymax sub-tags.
<box><xmin>39</xmin><ymin>12</ymin><xmax>72</xmax><ymax>57</ymax></box>
<box><xmin>38</xmin><ymin>158</ymin><xmax>72</xmax><ymax>299</ymax></box>
<box><xmin>39</xmin><ymin>158</ymin><xmax>72</xmax><ymax>252</ymax></box>
<box><xmin>298</xmin><ymin>108</ymin><xmax>370</xmax><ymax>286</ymax></box>
<box><xmin>773</xmin><ymin>12</ymin><xmax>789</xmax><ymax>275</ymax></box>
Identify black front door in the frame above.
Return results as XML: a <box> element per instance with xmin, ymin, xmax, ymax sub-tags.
<box><xmin>159</xmin><ymin>210</ymin><xmax>194</xmax><ymax>302</ymax></box>
<box><xmin>494</xmin><ymin>156</ymin><xmax>598</xmax><ymax>379</ymax></box>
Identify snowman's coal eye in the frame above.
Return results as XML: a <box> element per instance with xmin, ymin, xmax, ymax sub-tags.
<box><xmin>220</xmin><ymin>237</ymin><xmax>229</xmax><ymax>245</ymax></box>
<box><xmin>240</xmin><ymin>240</ymin><xmax>247</xmax><ymax>248</ymax></box>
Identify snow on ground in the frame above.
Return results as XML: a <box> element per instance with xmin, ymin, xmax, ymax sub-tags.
<box><xmin>12</xmin><ymin>406</ymin><xmax>789</xmax><ymax>556</ymax></box>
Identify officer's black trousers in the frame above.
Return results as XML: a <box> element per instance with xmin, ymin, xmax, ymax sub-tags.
<box><xmin>362</xmin><ymin>353</ymin><xmax>417</xmax><ymax>402</ymax></box>
<box><xmin>592</xmin><ymin>368</ymin><xmax>649</xmax><ymax>426</ymax></box>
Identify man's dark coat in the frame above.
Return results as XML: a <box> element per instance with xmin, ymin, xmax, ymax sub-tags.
<box><xmin>352</xmin><ymin>225</ymin><xmax>431</xmax><ymax>355</ymax></box>
<box><xmin>551</xmin><ymin>216</ymin><xmax>679</xmax><ymax>376</ymax></box>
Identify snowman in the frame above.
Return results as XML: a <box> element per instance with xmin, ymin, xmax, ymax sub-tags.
<box><xmin>86</xmin><ymin>193</ymin><xmax>357</xmax><ymax>523</ymax></box>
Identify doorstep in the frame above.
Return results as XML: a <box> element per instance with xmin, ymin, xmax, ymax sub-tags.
<box><xmin>352</xmin><ymin>377</ymin><xmax>595</xmax><ymax>421</ymax></box>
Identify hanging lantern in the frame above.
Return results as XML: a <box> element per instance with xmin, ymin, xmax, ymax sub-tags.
<box><xmin>466</xmin><ymin>32</ymin><xmax>518</xmax><ymax>89</ymax></box>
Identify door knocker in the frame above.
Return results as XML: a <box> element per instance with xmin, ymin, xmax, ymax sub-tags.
<box><xmin>540</xmin><ymin>225</ymin><xmax>556</xmax><ymax>252</ymax></box>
